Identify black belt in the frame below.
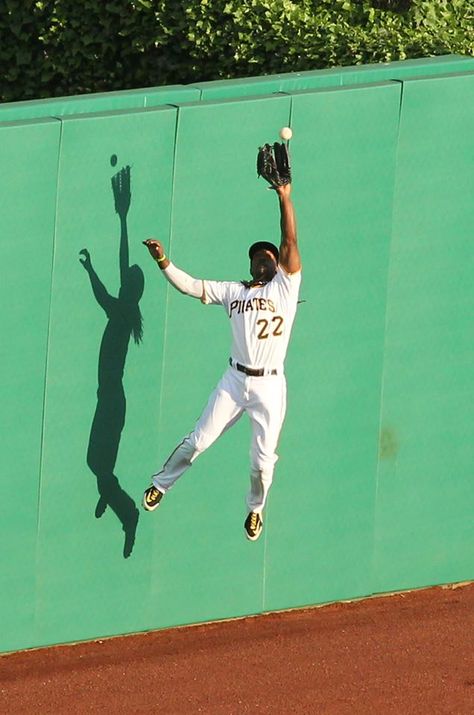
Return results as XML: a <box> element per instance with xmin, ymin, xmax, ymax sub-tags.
<box><xmin>229</xmin><ymin>358</ymin><xmax>277</xmax><ymax>377</ymax></box>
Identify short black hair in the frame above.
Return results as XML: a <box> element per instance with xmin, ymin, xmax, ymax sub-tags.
<box><xmin>248</xmin><ymin>241</ymin><xmax>279</xmax><ymax>263</ymax></box>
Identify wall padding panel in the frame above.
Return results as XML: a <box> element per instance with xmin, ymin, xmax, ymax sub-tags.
<box><xmin>193</xmin><ymin>54</ymin><xmax>474</xmax><ymax>100</ymax></box>
<box><xmin>0</xmin><ymin>118</ymin><xmax>60</xmax><ymax>652</ymax></box>
<box><xmin>0</xmin><ymin>86</ymin><xmax>199</xmax><ymax>123</ymax></box>
<box><xmin>149</xmin><ymin>93</ymin><xmax>293</xmax><ymax>627</ymax></box>
<box><xmin>34</xmin><ymin>106</ymin><xmax>177</xmax><ymax>646</ymax></box>
<box><xmin>263</xmin><ymin>83</ymin><xmax>402</xmax><ymax>611</ymax></box>
<box><xmin>373</xmin><ymin>72</ymin><xmax>474</xmax><ymax>592</ymax></box>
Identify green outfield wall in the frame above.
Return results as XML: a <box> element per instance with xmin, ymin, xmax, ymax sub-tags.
<box><xmin>1</xmin><ymin>58</ymin><xmax>473</xmax><ymax>653</ymax></box>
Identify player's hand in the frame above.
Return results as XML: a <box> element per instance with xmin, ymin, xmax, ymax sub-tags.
<box><xmin>112</xmin><ymin>165</ymin><xmax>131</xmax><ymax>218</ymax></box>
<box><xmin>143</xmin><ymin>238</ymin><xmax>165</xmax><ymax>261</ymax></box>
<box><xmin>79</xmin><ymin>248</ymin><xmax>92</xmax><ymax>269</ymax></box>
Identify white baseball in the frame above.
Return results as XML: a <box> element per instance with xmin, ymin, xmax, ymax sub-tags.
<box><xmin>279</xmin><ymin>126</ymin><xmax>293</xmax><ymax>141</ymax></box>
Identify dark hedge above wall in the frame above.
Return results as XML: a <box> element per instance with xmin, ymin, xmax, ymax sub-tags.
<box><xmin>1</xmin><ymin>0</ymin><xmax>473</xmax><ymax>102</ymax></box>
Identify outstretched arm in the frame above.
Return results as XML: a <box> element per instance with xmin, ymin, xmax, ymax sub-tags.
<box><xmin>275</xmin><ymin>184</ymin><xmax>301</xmax><ymax>274</ymax></box>
<box><xmin>79</xmin><ymin>249</ymin><xmax>115</xmax><ymax>314</ymax></box>
<box><xmin>142</xmin><ymin>239</ymin><xmax>204</xmax><ymax>299</ymax></box>
<box><xmin>119</xmin><ymin>215</ymin><xmax>129</xmax><ymax>285</ymax></box>
<box><xmin>111</xmin><ymin>166</ymin><xmax>132</xmax><ymax>286</ymax></box>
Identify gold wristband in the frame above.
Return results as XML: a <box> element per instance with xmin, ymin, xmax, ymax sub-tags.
<box><xmin>155</xmin><ymin>255</ymin><xmax>167</xmax><ymax>264</ymax></box>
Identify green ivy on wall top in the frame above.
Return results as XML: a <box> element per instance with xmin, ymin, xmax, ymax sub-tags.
<box><xmin>1</xmin><ymin>0</ymin><xmax>473</xmax><ymax>102</ymax></box>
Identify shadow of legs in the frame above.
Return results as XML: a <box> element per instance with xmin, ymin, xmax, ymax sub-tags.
<box><xmin>96</xmin><ymin>473</ymin><xmax>140</xmax><ymax>558</ymax></box>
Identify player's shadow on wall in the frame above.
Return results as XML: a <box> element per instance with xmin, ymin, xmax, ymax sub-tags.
<box><xmin>79</xmin><ymin>164</ymin><xmax>144</xmax><ymax>558</ymax></box>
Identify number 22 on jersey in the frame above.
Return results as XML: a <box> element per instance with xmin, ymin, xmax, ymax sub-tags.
<box><xmin>256</xmin><ymin>315</ymin><xmax>284</xmax><ymax>340</ymax></box>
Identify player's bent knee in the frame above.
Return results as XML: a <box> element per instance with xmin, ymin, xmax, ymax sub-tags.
<box><xmin>190</xmin><ymin>431</ymin><xmax>217</xmax><ymax>454</ymax></box>
<box><xmin>251</xmin><ymin>455</ymin><xmax>278</xmax><ymax>473</ymax></box>
<box><xmin>251</xmin><ymin>466</ymin><xmax>274</xmax><ymax>484</ymax></box>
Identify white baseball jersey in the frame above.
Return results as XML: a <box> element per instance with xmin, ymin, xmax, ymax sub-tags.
<box><xmin>153</xmin><ymin>261</ymin><xmax>302</xmax><ymax>515</ymax></box>
<box><xmin>202</xmin><ymin>266</ymin><xmax>301</xmax><ymax>370</ymax></box>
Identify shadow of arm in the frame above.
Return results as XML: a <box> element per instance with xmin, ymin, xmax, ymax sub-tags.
<box><xmin>111</xmin><ymin>166</ymin><xmax>131</xmax><ymax>286</ymax></box>
<box><xmin>79</xmin><ymin>249</ymin><xmax>116</xmax><ymax>314</ymax></box>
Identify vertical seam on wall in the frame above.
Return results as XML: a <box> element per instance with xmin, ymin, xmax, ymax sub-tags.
<box><xmin>168</xmin><ymin>105</ymin><xmax>181</xmax><ymax>260</ymax></box>
<box><xmin>371</xmin><ymin>80</ymin><xmax>404</xmax><ymax>593</ymax></box>
<box><xmin>262</xmin><ymin>92</ymin><xmax>293</xmax><ymax>614</ymax></box>
<box><xmin>148</xmin><ymin>106</ymin><xmax>179</xmax><ymax>593</ymax></box>
<box><xmin>155</xmin><ymin>106</ymin><xmax>181</xmax><ymax>462</ymax></box>
<box><xmin>34</xmin><ymin>117</ymin><xmax>63</xmax><ymax>630</ymax></box>
<box><xmin>396</xmin><ymin>78</ymin><xmax>404</xmax><ymax>117</ymax></box>
<box><xmin>288</xmin><ymin>92</ymin><xmax>294</xmax><ymax>128</ymax></box>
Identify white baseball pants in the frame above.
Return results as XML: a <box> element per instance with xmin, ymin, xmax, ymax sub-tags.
<box><xmin>152</xmin><ymin>366</ymin><xmax>287</xmax><ymax>514</ymax></box>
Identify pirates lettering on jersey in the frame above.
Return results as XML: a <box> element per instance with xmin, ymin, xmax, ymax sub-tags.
<box><xmin>229</xmin><ymin>297</ymin><xmax>276</xmax><ymax>317</ymax></box>
<box><xmin>202</xmin><ymin>267</ymin><xmax>301</xmax><ymax>370</ymax></box>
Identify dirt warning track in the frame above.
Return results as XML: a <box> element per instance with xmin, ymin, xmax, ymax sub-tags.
<box><xmin>1</xmin><ymin>583</ymin><xmax>473</xmax><ymax>714</ymax></box>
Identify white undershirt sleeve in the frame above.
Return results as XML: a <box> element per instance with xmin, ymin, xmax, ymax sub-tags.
<box><xmin>162</xmin><ymin>261</ymin><xmax>204</xmax><ymax>300</ymax></box>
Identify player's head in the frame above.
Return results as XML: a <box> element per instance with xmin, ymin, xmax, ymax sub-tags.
<box><xmin>119</xmin><ymin>264</ymin><xmax>144</xmax><ymax>303</ymax></box>
<box><xmin>248</xmin><ymin>241</ymin><xmax>279</xmax><ymax>282</ymax></box>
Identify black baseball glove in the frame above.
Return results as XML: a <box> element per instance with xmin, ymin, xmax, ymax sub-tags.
<box><xmin>257</xmin><ymin>142</ymin><xmax>291</xmax><ymax>188</ymax></box>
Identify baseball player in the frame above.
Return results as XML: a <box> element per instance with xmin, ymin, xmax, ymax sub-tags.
<box><xmin>142</xmin><ymin>182</ymin><xmax>301</xmax><ymax>541</ymax></box>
